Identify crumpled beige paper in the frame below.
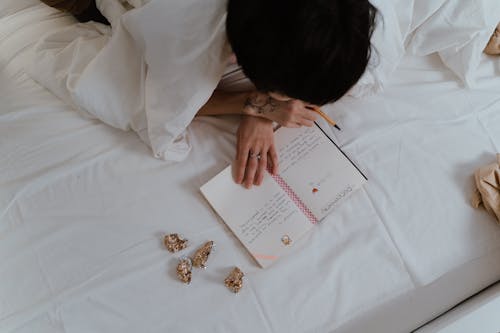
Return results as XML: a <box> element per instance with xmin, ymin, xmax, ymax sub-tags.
<box><xmin>484</xmin><ymin>22</ymin><xmax>500</xmax><ymax>55</ymax></box>
<box><xmin>471</xmin><ymin>154</ymin><xmax>500</xmax><ymax>223</ymax></box>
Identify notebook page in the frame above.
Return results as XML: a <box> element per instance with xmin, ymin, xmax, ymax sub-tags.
<box><xmin>200</xmin><ymin>167</ymin><xmax>313</xmax><ymax>268</ymax></box>
<box><xmin>274</xmin><ymin>125</ymin><xmax>367</xmax><ymax>221</ymax></box>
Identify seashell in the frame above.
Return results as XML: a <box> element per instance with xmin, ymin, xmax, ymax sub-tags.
<box><xmin>281</xmin><ymin>235</ymin><xmax>292</xmax><ymax>246</ymax></box>
<box><xmin>192</xmin><ymin>241</ymin><xmax>214</xmax><ymax>269</ymax></box>
<box><xmin>164</xmin><ymin>233</ymin><xmax>188</xmax><ymax>253</ymax></box>
<box><xmin>176</xmin><ymin>257</ymin><xmax>193</xmax><ymax>284</ymax></box>
<box><xmin>224</xmin><ymin>267</ymin><xmax>244</xmax><ymax>293</ymax></box>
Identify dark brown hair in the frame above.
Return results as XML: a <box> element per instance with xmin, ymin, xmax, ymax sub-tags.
<box><xmin>227</xmin><ymin>0</ymin><xmax>377</xmax><ymax>105</ymax></box>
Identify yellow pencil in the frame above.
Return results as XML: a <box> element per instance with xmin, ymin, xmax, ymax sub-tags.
<box><xmin>309</xmin><ymin>106</ymin><xmax>341</xmax><ymax>131</ymax></box>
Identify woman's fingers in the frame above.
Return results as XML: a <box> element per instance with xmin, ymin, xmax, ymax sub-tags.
<box><xmin>240</xmin><ymin>145</ymin><xmax>280</xmax><ymax>187</ymax></box>
<box><xmin>243</xmin><ymin>149</ymin><xmax>260</xmax><ymax>189</ymax></box>
<box><xmin>243</xmin><ymin>145</ymin><xmax>279</xmax><ymax>187</ymax></box>
<box><xmin>303</xmin><ymin>109</ymin><xmax>319</xmax><ymax>122</ymax></box>
<box><xmin>235</xmin><ymin>144</ymin><xmax>249</xmax><ymax>184</ymax></box>
<box><xmin>297</xmin><ymin>108</ymin><xmax>318</xmax><ymax>126</ymax></box>
<box><xmin>286</xmin><ymin>109</ymin><xmax>318</xmax><ymax>128</ymax></box>
<box><xmin>300</xmin><ymin>119</ymin><xmax>315</xmax><ymax>127</ymax></box>
<box><xmin>286</xmin><ymin>122</ymin><xmax>302</xmax><ymax>128</ymax></box>
<box><xmin>268</xmin><ymin>145</ymin><xmax>279</xmax><ymax>175</ymax></box>
<box><xmin>254</xmin><ymin>151</ymin><xmax>268</xmax><ymax>185</ymax></box>
<box><xmin>234</xmin><ymin>115</ymin><xmax>277</xmax><ymax>188</ymax></box>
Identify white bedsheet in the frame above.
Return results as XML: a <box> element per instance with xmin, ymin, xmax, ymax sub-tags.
<box><xmin>1</xmin><ymin>2</ymin><xmax>500</xmax><ymax>333</ymax></box>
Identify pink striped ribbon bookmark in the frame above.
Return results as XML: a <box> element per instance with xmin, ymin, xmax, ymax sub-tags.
<box><xmin>269</xmin><ymin>171</ymin><xmax>318</xmax><ymax>224</ymax></box>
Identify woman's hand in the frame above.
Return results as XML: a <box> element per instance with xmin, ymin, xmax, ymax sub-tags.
<box><xmin>243</xmin><ymin>92</ymin><xmax>318</xmax><ymax>128</ymax></box>
<box><xmin>234</xmin><ymin>115</ymin><xmax>279</xmax><ymax>189</ymax></box>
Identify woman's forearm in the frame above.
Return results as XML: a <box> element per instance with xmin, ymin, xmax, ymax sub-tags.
<box><xmin>197</xmin><ymin>90</ymin><xmax>254</xmax><ymax>116</ymax></box>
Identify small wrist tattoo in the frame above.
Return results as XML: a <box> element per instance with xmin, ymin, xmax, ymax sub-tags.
<box><xmin>244</xmin><ymin>94</ymin><xmax>280</xmax><ymax>115</ymax></box>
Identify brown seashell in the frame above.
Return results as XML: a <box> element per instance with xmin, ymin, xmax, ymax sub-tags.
<box><xmin>176</xmin><ymin>257</ymin><xmax>192</xmax><ymax>284</ymax></box>
<box><xmin>192</xmin><ymin>241</ymin><xmax>214</xmax><ymax>269</ymax></box>
<box><xmin>281</xmin><ymin>235</ymin><xmax>292</xmax><ymax>246</ymax></box>
<box><xmin>224</xmin><ymin>267</ymin><xmax>244</xmax><ymax>293</ymax></box>
<box><xmin>164</xmin><ymin>233</ymin><xmax>188</xmax><ymax>253</ymax></box>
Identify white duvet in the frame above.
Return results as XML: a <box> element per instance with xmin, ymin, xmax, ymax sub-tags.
<box><xmin>29</xmin><ymin>0</ymin><xmax>230</xmax><ymax>162</ymax></box>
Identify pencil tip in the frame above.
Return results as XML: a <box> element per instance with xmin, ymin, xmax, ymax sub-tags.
<box><xmin>334</xmin><ymin>124</ymin><xmax>341</xmax><ymax>131</ymax></box>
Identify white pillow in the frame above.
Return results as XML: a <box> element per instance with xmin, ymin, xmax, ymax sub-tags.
<box><xmin>406</xmin><ymin>0</ymin><xmax>500</xmax><ymax>87</ymax></box>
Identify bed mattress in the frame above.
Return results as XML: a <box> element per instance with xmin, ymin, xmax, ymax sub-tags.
<box><xmin>1</xmin><ymin>2</ymin><xmax>500</xmax><ymax>333</ymax></box>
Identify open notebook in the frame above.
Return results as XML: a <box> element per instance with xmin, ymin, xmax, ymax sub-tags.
<box><xmin>201</xmin><ymin>124</ymin><xmax>367</xmax><ymax>268</ymax></box>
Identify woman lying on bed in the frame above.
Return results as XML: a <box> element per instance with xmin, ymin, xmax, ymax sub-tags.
<box><xmin>201</xmin><ymin>0</ymin><xmax>377</xmax><ymax>189</ymax></box>
<box><xmin>40</xmin><ymin>0</ymin><xmax>376</xmax><ymax>188</ymax></box>
<box><xmin>38</xmin><ymin>0</ymin><xmax>500</xmax><ymax>189</ymax></box>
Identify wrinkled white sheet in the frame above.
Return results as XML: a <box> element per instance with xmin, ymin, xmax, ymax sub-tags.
<box><xmin>2</xmin><ymin>2</ymin><xmax>500</xmax><ymax>333</ymax></box>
